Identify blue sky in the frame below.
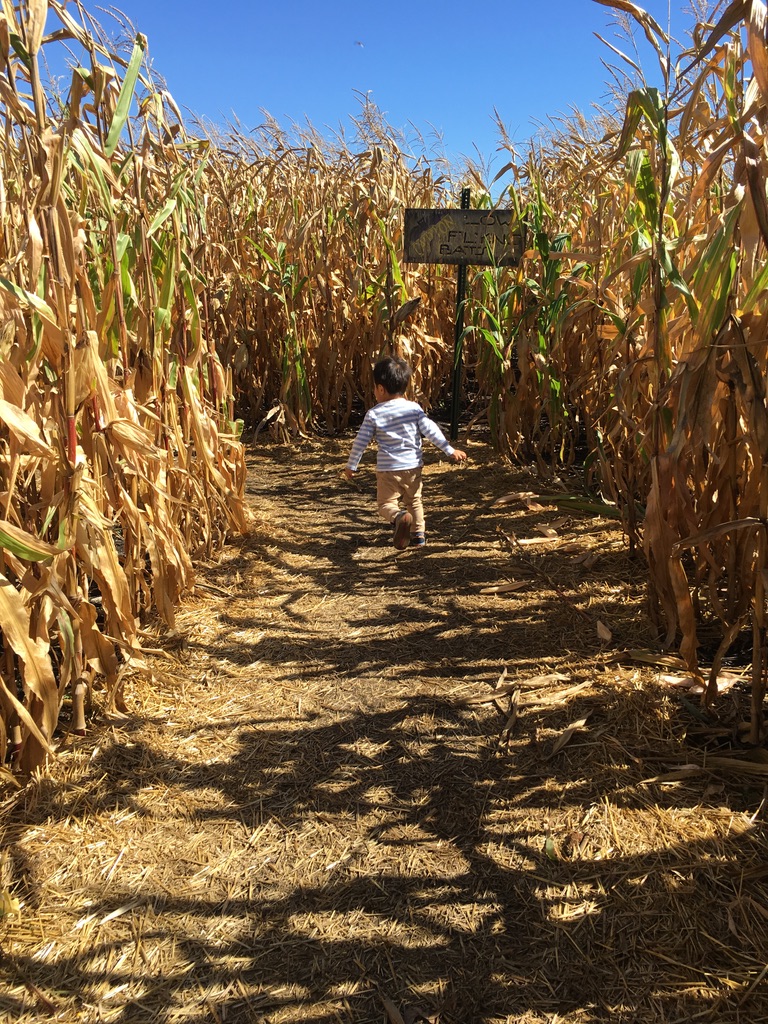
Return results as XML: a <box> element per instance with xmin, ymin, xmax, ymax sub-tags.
<box><xmin>49</xmin><ymin>1</ymin><xmax>694</xmax><ymax>170</ymax></box>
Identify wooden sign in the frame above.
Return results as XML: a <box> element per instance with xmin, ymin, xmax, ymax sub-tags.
<box><xmin>404</xmin><ymin>208</ymin><xmax>523</xmax><ymax>266</ymax></box>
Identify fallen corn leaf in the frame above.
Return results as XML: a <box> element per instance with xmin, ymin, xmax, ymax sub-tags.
<box><xmin>622</xmin><ymin>649</ymin><xmax>687</xmax><ymax>669</ymax></box>
<box><xmin>535</xmin><ymin>525</ymin><xmax>558</xmax><ymax>538</ymax></box>
<box><xmin>641</xmin><ymin>765</ymin><xmax>704</xmax><ymax>784</ymax></box>
<box><xmin>479</xmin><ymin>581</ymin><xmax>528</xmax><ymax>595</ymax></box>
<box><xmin>517</xmin><ymin>672</ymin><xmax>571</xmax><ymax>688</ymax></box>
<box><xmin>382</xmin><ymin>997</ymin><xmax>406</xmax><ymax>1024</ymax></box>
<box><xmin>596</xmin><ymin>620</ymin><xmax>612</xmax><ymax>641</ymax></box>
<box><xmin>491</xmin><ymin>491</ymin><xmax>536</xmax><ymax>507</ymax></box>
<box><xmin>549</xmin><ymin>714</ymin><xmax>592</xmax><ymax>757</ymax></box>
<box><xmin>0</xmin><ymin>888</ymin><xmax>20</xmax><ymax>917</ymax></box>
<box><xmin>523</xmin><ymin>498</ymin><xmax>546</xmax><ymax>511</ymax></box>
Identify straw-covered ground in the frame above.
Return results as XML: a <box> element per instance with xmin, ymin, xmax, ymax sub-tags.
<box><xmin>1</xmin><ymin>435</ymin><xmax>768</xmax><ymax>1024</ymax></box>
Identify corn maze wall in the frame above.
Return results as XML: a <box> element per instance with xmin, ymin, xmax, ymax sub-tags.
<box><xmin>0</xmin><ymin>0</ymin><xmax>246</xmax><ymax>773</ymax></box>
<box><xmin>1</xmin><ymin>0</ymin><xmax>768</xmax><ymax>774</ymax></box>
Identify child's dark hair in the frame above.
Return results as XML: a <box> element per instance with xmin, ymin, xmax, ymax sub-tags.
<box><xmin>373</xmin><ymin>356</ymin><xmax>411</xmax><ymax>396</ymax></box>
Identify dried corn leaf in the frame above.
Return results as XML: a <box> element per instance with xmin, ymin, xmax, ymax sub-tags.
<box><xmin>0</xmin><ymin>398</ymin><xmax>51</xmax><ymax>457</ymax></box>
<box><xmin>0</xmin><ymin>360</ymin><xmax>25</xmax><ymax>407</ymax></box>
<box><xmin>548</xmin><ymin>714</ymin><xmax>592</xmax><ymax>757</ymax></box>
<box><xmin>516</xmin><ymin>535</ymin><xmax>559</xmax><ymax>547</ymax></box>
<box><xmin>523</xmin><ymin>497</ymin><xmax>546</xmax><ymax>511</ymax></box>
<box><xmin>517</xmin><ymin>672</ymin><xmax>571</xmax><ymax>688</ymax></box>
<box><xmin>706</xmin><ymin>756</ymin><xmax>768</xmax><ymax>776</ymax></box>
<box><xmin>524</xmin><ymin>680</ymin><xmax>593</xmax><ymax>705</ymax></box>
<box><xmin>622</xmin><ymin>649</ymin><xmax>687</xmax><ymax>669</ymax></box>
<box><xmin>535</xmin><ymin>525</ymin><xmax>559</xmax><ymax>538</ymax></box>
<box><xmin>0</xmin><ymin>887</ymin><xmax>20</xmax><ymax>917</ymax></box>
<box><xmin>24</xmin><ymin>0</ymin><xmax>48</xmax><ymax>55</ymax></box>
<box><xmin>0</xmin><ymin>674</ymin><xmax>54</xmax><ymax>758</ymax></box>
<box><xmin>658</xmin><ymin>673</ymin><xmax>705</xmax><ymax>691</ymax></box>
<box><xmin>642</xmin><ymin>765</ymin><xmax>706</xmax><ymax>784</ymax></box>
<box><xmin>382</xmin><ymin>997</ymin><xmax>406</xmax><ymax>1024</ymax></box>
<box><xmin>0</xmin><ymin>571</ymin><xmax>57</xmax><ymax>743</ymax></box>
<box><xmin>491</xmin><ymin>491</ymin><xmax>536</xmax><ymax>507</ymax></box>
<box><xmin>596</xmin><ymin>620</ymin><xmax>612</xmax><ymax>641</ymax></box>
<box><xmin>478</xmin><ymin>581</ymin><xmax>528</xmax><ymax>594</ymax></box>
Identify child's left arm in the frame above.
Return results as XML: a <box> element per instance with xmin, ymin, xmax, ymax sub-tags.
<box><xmin>418</xmin><ymin>412</ymin><xmax>466</xmax><ymax>462</ymax></box>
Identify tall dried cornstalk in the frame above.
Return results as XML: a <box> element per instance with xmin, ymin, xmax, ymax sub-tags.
<box><xmin>0</xmin><ymin>0</ymin><xmax>245</xmax><ymax>772</ymax></box>
<box><xmin>200</xmin><ymin>101</ymin><xmax>460</xmax><ymax>435</ymax></box>
<box><xmin>461</xmin><ymin>1</ymin><xmax>768</xmax><ymax>740</ymax></box>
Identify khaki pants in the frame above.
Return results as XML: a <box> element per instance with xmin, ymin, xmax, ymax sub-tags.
<box><xmin>376</xmin><ymin>468</ymin><xmax>425</xmax><ymax>535</ymax></box>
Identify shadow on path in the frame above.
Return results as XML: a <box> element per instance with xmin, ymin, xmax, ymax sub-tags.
<box><xmin>2</xmin><ymin>437</ymin><xmax>767</xmax><ymax>1024</ymax></box>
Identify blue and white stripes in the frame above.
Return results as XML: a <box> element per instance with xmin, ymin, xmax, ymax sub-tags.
<box><xmin>346</xmin><ymin>398</ymin><xmax>455</xmax><ymax>472</ymax></box>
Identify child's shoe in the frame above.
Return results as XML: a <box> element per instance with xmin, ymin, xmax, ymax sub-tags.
<box><xmin>392</xmin><ymin>510</ymin><xmax>413</xmax><ymax>549</ymax></box>
<box><xmin>410</xmin><ymin>533</ymin><xmax>426</xmax><ymax>548</ymax></box>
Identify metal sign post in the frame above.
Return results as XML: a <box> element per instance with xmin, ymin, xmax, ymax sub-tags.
<box><xmin>450</xmin><ymin>188</ymin><xmax>471</xmax><ymax>441</ymax></box>
<box><xmin>404</xmin><ymin>196</ymin><xmax>523</xmax><ymax>441</ymax></box>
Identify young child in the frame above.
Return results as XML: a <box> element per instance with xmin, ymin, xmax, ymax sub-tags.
<box><xmin>344</xmin><ymin>356</ymin><xmax>467</xmax><ymax>549</ymax></box>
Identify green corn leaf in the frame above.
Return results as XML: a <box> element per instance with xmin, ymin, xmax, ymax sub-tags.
<box><xmin>147</xmin><ymin>197</ymin><xmax>177</xmax><ymax>237</ymax></box>
<box><xmin>628</xmin><ymin>149</ymin><xmax>660</xmax><ymax>233</ymax></box>
<box><xmin>620</xmin><ymin>88</ymin><xmax>667</xmax><ymax>155</ymax></box>
<box><xmin>375</xmin><ymin>216</ymin><xmax>406</xmax><ymax>303</ymax></box>
<box><xmin>660</xmin><ymin>240</ymin><xmax>697</xmax><ymax>320</ymax></box>
<box><xmin>664</xmin><ymin>135</ymin><xmax>681</xmax><ymax>193</ymax></box>
<box><xmin>0</xmin><ymin>520</ymin><xmax>64</xmax><ymax>563</ymax></box>
<box><xmin>741</xmin><ymin>260</ymin><xmax>768</xmax><ymax>314</ymax></box>
<box><xmin>180</xmin><ymin>268</ymin><xmax>201</xmax><ymax>362</ymax></box>
<box><xmin>104</xmin><ymin>34</ymin><xmax>147</xmax><ymax>157</ymax></box>
<box><xmin>692</xmin><ymin>203</ymin><xmax>742</xmax><ymax>306</ymax></box>
<box><xmin>9</xmin><ymin>33</ymin><xmax>30</xmax><ymax>69</ymax></box>
<box><xmin>698</xmin><ymin>249</ymin><xmax>738</xmax><ymax>344</ymax></box>
<box><xmin>56</xmin><ymin>610</ymin><xmax>76</xmax><ymax>664</ymax></box>
<box><xmin>724</xmin><ymin>44</ymin><xmax>740</xmax><ymax>133</ymax></box>
<box><xmin>120</xmin><ymin>254</ymin><xmax>136</xmax><ymax>305</ymax></box>
<box><xmin>168</xmin><ymin>166</ymin><xmax>190</xmax><ymax>200</ymax></box>
<box><xmin>155</xmin><ymin>245</ymin><xmax>177</xmax><ymax>336</ymax></box>
<box><xmin>0</xmin><ymin>277</ymin><xmax>57</xmax><ymax>325</ymax></box>
<box><xmin>616</xmin><ymin>91</ymin><xmax>648</xmax><ymax>159</ymax></box>
<box><xmin>631</xmin><ymin>258</ymin><xmax>650</xmax><ymax>306</ymax></box>
<box><xmin>115</xmin><ymin>232</ymin><xmax>132</xmax><ymax>263</ymax></box>
<box><xmin>69</xmin><ymin>129</ymin><xmax>114</xmax><ymax>215</ymax></box>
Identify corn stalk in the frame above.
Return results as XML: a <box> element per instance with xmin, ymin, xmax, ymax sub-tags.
<box><xmin>0</xmin><ymin>0</ymin><xmax>245</xmax><ymax>771</ymax></box>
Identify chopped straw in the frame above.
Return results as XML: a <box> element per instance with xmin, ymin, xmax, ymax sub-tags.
<box><xmin>2</xmin><ymin>440</ymin><xmax>767</xmax><ymax>1023</ymax></box>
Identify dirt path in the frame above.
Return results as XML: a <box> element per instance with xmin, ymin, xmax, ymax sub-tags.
<box><xmin>2</xmin><ymin>437</ymin><xmax>768</xmax><ymax>1023</ymax></box>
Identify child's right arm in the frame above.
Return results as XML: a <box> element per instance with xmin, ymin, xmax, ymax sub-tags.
<box><xmin>345</xmin><ymin>413</ymin><xmax>376</xmax><ymax>475</ymax></box>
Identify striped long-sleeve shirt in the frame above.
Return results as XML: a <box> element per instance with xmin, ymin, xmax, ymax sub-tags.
<box><xmin>346</xmin><ymin>398</ymin><xmax>455</xmax><ymax>472</ymax></box>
